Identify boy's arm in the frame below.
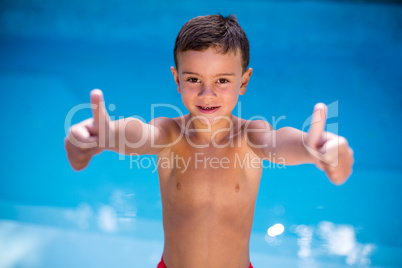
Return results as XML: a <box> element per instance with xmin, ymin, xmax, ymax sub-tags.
<box><xmin>65</xmin><ymin>89</ymin><xmax>170</xmax><ymax>171</ymax></box>
<box><xmin>247</xmin><ymin>103</ymin><xmax>354</xmax><ymax>185</ymax></box>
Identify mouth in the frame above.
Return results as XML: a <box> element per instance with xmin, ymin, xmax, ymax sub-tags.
<box><xmin>197</xmin><ymin>105</ymin><xmax>221</xmax><ymax>113</ymax></box>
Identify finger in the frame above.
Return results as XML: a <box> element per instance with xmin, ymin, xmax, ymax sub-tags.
<box><xmin>67</xmin><ymin>119</ymin><xmax>98</xmax><ymax>149</ymax></box>
<box><xmin>315</xmin><ymin>160</ymin><xmax>325</xmax><ymax>171</ymax></box>
<box><xmin>68</xmin><ymin>148</ymin><xmax>98</xmax><ymax>171</ymax></box>
<box><xmin>324</xmin><ymin>164</ymin><xmax>349</xmax><ymax>185</ymax></box>
<box><xmin>323</xmin><ymin>164</ymin><xmax>342</xmax><ymax>184</ymax></box>
<box><xmin>307</xmin><ymin>103</ymin><xmax>327</xmax><ymax>148</ymax></box>
<box><xmin>334</xmin><ymin>147</ymin><xmax>354</xmax><ymax>184</ymax></box>
<box><xmin>322</xmin><ymin>145</ymin><xmax>354</xmax><ymax>185</ymax></box>
<box><xmin>320</xmin><ymin>135</ymin><xmax>339</xmax><ymax>166</ymax></box>
<box><xmin>90</xmin><ymin>89</ymin><xmax>108</xmax><ymax>129</ymax></box>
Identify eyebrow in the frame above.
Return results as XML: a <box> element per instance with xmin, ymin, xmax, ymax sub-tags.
<box><xmin>182</xmin><ymin>71</ymin><xmax>236</xmax><ymax>77</ymax></box>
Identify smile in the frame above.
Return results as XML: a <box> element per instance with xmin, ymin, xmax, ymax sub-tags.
<box><xmin>197</xmin><ymin>106</ymin><xmax>220</xmax><ymax>113</ymax></box>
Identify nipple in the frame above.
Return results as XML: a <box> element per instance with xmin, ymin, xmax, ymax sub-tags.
<box><xmin>235</xmin><ymin>184</ymin><xmax>240</xmax><ymax>193</ymax></box>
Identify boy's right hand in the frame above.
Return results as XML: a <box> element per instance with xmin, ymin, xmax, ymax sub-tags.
<box><xmin>65</xmin><ymin>89</ymin><xmax>111</xmax><ymax>171</ymax></box>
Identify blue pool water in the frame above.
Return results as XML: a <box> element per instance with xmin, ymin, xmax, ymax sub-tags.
<box><xmin>1</xmin><ymin>1</ymin><xmax>401</xmax><ymax>267</ymax></box>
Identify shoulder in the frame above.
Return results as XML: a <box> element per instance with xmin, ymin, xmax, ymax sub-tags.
<box><xmin>149</xmin><ymin>116</ymin><xmax>177</xmax><ymax>128</ymax></box>
<box><xmin>238</xmin><ymin>118</ymin><xmax>273</xmax><ymax>158</ymax></box>
<box><xmin>236</xmin><ymin>118</ymin><xmax>273</xmax><ymax>134</ymax></box>
<box><xmin>228</xmin><ymin>116</ymin><xmax>273</xmax><ymax>139</ymax></box>
<box><xmin>147</xmin><ymin>116</ymin><xmax>186</xmax><ymax>154</ymax></box>
<box><xmin>148</xmin><ymin>116</ymin><xmax>183</xmax><ymax>138</ymax></box>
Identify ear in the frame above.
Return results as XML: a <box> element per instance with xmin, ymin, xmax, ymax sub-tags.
<box><xmin>170</xmin><ymin>66</ymin><xmax>181</xmax><ymax>93</ymax></box>
<box><xmin>239</xmin><ymin>68</ymin><xmax>253</xmax><ymax>95</ymax></box>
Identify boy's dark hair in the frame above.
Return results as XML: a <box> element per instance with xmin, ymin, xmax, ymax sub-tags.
<box><xmin>174</xmin><ymin>14</ymin><xmax>250</xmax><ymax>73</ymax></box>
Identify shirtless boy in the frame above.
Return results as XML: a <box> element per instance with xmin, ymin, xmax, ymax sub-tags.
<box><xmin>65</xmin><ymin>14</ymin><xmax>354</xmax><ymax>268</ymax></box>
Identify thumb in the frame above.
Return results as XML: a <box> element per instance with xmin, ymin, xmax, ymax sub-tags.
<box><xmin>307</xmin><ymin>103</ymin><xmax>327</xmax><ymax>148</ymax></box>
<box><xmin>90</xmin><ymin>89</ymin><xmax>109</xmax><ymax>134</ymax></box>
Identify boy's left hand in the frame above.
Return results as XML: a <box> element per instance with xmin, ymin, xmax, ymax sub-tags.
<box><xmin>305</xmin><ymin>103</ymin><xmax>354</xmax><ymax>185</ymax></box>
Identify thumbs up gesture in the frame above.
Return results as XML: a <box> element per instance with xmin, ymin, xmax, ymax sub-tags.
<box><xmin>65</xmin><ymin>89</ymin><xmax>111</xmax><ymax>170</ymax></box>
<box><xmin>305</xmin><ymin>103</ymin><xmax>354</xmax><ymax>185</ymax></box>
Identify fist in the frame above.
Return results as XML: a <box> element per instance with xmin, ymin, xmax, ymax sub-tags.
<box><xmin>65</xmin><ymin>89</ymin><xmax>110</xmax><ymax>170</ymax></box>
<box><xmin>305</xmin><ymin>103</ymin><xmax>354</xmax><ymax>185</ymax></box>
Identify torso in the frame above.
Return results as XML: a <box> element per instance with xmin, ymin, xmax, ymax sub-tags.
<box><xmin>156</xmin><ymin>115</ymin><xmax>262</xmax><ymax>268</ymax></box>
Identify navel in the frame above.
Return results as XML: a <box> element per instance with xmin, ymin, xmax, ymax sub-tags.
<box><xmin>235</xmin><ymin>184</ymin><xmax>240</xmax><ymax>193</ymax></box>
<box><xmin>176</xmin><ymin>182</ymin><xmax>181</xmax><ymax>190</ymax></box>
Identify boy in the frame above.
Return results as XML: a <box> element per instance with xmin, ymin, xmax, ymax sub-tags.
<box><xmin>65</xmin><ymin>14</ymin><xmax>353</xmax><ymax>268</ymax></box>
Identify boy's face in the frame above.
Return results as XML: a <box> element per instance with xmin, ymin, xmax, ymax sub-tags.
<box><xmin>171</xmin><ymin>47</ymin><xmax>252</xmax><ymax>125</ymax></box>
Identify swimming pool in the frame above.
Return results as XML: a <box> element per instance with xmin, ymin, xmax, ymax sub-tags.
<box><xmin>1</xmin><ymin>0</ymin><xmax>401</xmax><ymax>267</ymax></box>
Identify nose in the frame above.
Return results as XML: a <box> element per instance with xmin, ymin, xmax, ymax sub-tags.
<box><xmin>198</xmin><ymin>84</ymin><xmax>216</xmax><ymax>99</ymax></box>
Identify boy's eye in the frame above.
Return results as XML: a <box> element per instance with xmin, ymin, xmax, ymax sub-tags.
<box><xmin>217</xmin><ymin>78</ymin><xmax>229</xmax><ymax>84</ymax></box>
<box><xmin>187</xmin><ymin>77</ymin><xmax>200</xmax><ymax>83</ymax></box>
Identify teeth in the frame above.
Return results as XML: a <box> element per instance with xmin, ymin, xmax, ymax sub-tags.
<box><xmin>201</xmin><ymin>106</ymin><xmax>217</xmax><ymax>110</ymax></box>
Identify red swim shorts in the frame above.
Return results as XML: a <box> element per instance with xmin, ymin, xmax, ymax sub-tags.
<box><xmin>157</xmin><ymin>256</ymin><xmax>254</xmax><ymax>268</ymax></box>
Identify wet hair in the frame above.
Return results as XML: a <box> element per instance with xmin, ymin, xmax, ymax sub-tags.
<box><xmin>173</xmin><ymin>14</ymin><xmax>250</xmax><ymax>73</ymax></box>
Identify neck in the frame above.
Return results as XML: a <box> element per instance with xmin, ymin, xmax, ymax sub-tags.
<box><xmin>184</xmin><ymin>113</ymin><xmax>241</xmax><ymax>146</ymax></box>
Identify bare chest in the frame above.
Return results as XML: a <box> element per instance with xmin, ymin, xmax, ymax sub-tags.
<box><xmin>157</xmin><ymin>139</ymin><xmax>262</xmax><ymax>209</ymax></box>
